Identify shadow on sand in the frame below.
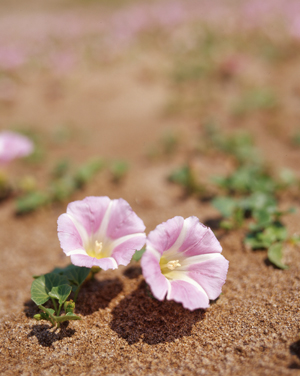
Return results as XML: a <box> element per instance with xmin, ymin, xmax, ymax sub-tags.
<box><xmin>110</xmin><ymin>280</ymin><xmax>205</xmax><ymax>345</ymax></box>
<box><xmin>70</xmin><ymin>277</ymin><xmax>123</xmax><ymax>316</ymax></box>
<box><xmin>28</xmin><ymin>323</ymin><xmax>75</xmax><ymax>347</ymax></box>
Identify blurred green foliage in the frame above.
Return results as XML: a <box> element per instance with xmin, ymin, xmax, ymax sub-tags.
<box><xmin>232</xmin><ymin>88</ymin><xmax>278</xmax><ymax>116</ymax></box>
<box><xmin>168</xmin><ymin>164</ymin><xmax>205</xmax><ymax>196</ymax></box>
<box><xmin>110</xmin><ymin>160</ymin><xmax>129</xmax><ymax>184</ymax></box>
<box><xmin>16</xmin><ymin>158</ymin><xmax>104</xmax><ymax>214</ymax></box>
<box><xmin>201</xmin><ymin>123</ymin><xmax>261</xmax><ymax>165</ymax></box>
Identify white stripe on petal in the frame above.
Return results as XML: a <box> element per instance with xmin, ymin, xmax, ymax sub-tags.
<box><xmin>179</xmin><ymin>253</ymin><xmax>220</xmax><ymax>269</ymax></box>
<box><xmin>147</xmin><ymin>245</ymin><xmax>161</xmax><ymax>260</ymax></box>
<box><xmin>165</xmin><ymin>278</ymin><xmax>172</xmax><ymax>298</ymax></box>
<box><xmin>165</xmin><ymin>220</ymin><xmax>188</xmax><ymax>255</ymax></box>
<box><xmin>107</xmin><ymin>257</ymin><xmax>118</xmax><ymax>269</ymax></box>
<box><xmin>66</xmin><ymin>213</ymin><xmax>89</xmax><ymax>246</ymax></box>
<box><xmin>165</xmin><ymin>270</ymin><xmax>208</xmax><ymax>299</ymax></box>
<box><xmin>66</xmin><ymin>249</ymin><xmax>88</xmax><ymax>256</ymax></box>
<box><xmin>95</xmin><ymin>200</ymin><xmax>114</xmax><ymax>241</ymax></box>
<box><xmin>108</xmin><ymin>233</ymin><xmax>145</xmax><ymax>252</ymax></box>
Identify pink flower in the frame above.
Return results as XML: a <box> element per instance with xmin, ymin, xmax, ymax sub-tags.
<box><xmin>141</xmin><ymin>216</ymin><xmax>229</xmax><ymax>310</ymax></box>
<box><xmin>0</xmin><ymin>131</ymin><xmax>34</xmax><ymax>164</ymax></box>
<box><xmin>57</xmin><ymin>196</ymin><xmax>146</xmax><ymax>270</ymax></box>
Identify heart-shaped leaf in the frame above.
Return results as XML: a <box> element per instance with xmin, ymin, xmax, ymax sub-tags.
<box><xmin>212</xmin><ymin>196</ymin><xmax>237</xmax><ymax>218</ymax></box>
<box><xmin>268</xmin><ymin>242</ymin><xmax>288</xmax><ymax>270</ymax></box>
<box><xmin>31</xmin><ymin>273</ymin><xmax>69</xmax><ymax>305</ymax></box>
<box><xmin>48</xmin><ymin>284</ymin><xmax>72</xmax><ymax>305</ymax></box>
<box><xmin>63</xmin><ymin>265</ymin><xmax>91</xmax><ymax>287</ymax></box>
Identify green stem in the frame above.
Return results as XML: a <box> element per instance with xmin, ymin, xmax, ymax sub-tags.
<box><xmin>73</xmin><ymin>285</ymin><xmax>81</xmax><ymax>302</ymax></box>
<box><xmin>51</xmin><ymin>297</ymin><xmax>58</xmax><ymax>315</ymax></box>
<box><xmin>39</xmin><ymin>305</ymin><xmax>56</xmax><ymax>327</ymax></box>
<box><xmin>91</xmin><ymin>266</ymin><xmax>101</xmax><ymax>280</ymax></box>
<box><xmin>57</xmin><ymin>303</ymin><xmax>62</xmax><ymax>316</ymax></box>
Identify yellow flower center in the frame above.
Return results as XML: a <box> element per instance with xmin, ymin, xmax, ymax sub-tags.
<box><xmin>95</xmin><ymin>241</ymin><xmax>103</xmax><ymax>254</ymax></box>
<box><xmin>86</xmin><ymin>240</ymin><xmax>110</xmax><ymax>259</ymax></box>
<box><xmin>160</xmin><ymin>256</ymin><xmax>181</xmax><ymax>275</ymax></box>
<box><xmin>166</xmin><ymin>260</ymin><xmax>181</xmax><ymax>270</ymax></box>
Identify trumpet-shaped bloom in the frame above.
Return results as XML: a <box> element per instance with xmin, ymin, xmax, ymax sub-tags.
<box><xmin>141</xmin><ymin>216</ymin><xmax>229</xmax><ymax>310</ymax></box>
<box><xmin>58</xmin><ymin>196</ymin><xmax>146</xmax><ymax>270</ymax></box>
<box><xmin>0</xmin><ymin>131</ymin><xmax>34</xmax><ymax>164</ymax></box>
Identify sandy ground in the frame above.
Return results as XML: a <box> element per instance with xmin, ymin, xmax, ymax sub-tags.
<box><xmin>1</xmin><ymin>2</ymin><xmax>300</xmax><ymax>376</ymax></box>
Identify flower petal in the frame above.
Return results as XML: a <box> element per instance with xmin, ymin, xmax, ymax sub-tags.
<box><xmin>147</xmin><ymin>216</ymin><xmax>184</xmax><ymax>255</ymax></box>
<box><xmin>110</xmin><ymin>233</ymin><xmax>146</xmax><ymax>265</ymax></box>
<box><xmin>167</xmin><ymin>279</ymin><xmax>209</xmax><ymax>310</ymax></box>
<box><xmin>57</xmin><ymin>213</ymin><xmax>85</xmax><ymax>254</ymax></box>
<box><xmin>66</xmin><ymin>196</ymin><xmax>111</xmax><ymax>237</ymax></box>
<box><xmin>141</xmin><ymin>249</ymin><xmax>169</xmax><ymax>301</ymax></box>
<box><xmin>142</xmin><ymin>216</ymin><xmax>228</xmax><ymax>310</ymax></box>
<box><xmin>106</xmin><ymin>198</ymin><xmax>146</xmax><ymax>240</ymax></box>
<box><xmin>71</xmin><ymin>254</ymin><xmax>118</xmax><ymax>270</ymax></box>
<box><xmin>176</xmin><ymin>217</ymin><xmax>222</xmax><ymax>256</ymax></box>
<box><xmin>58</xmin><ymin>196</ymin><xmax>146</xmax><ymax>270</ymax></box>
<box><xmin>187</xmin><ymin>255</ymin><xmax>229</xmax><ymax>300</ymax></box>
<box><xmin>0</xmin><ymin>131</ymin><xmax>33</xmax><ymax>164</ymax></box>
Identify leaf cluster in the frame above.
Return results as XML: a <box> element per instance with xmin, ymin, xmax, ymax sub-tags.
<box><xmin>16</xmin><ymin>158</ymin><xmax>104</xmax><ymax>214</ymax></box>
<box><xmin>31</xmin><ymin>265</ymin><xmax>91</xmax><ymax>327</ymax></box>
<box><xmin>147</xmin><ymin>130</ymin><xmax>180</xmax><ymax>159</ymax></box>
<box><xmin>168</xmin><ymin>164</ymin><xmax>205</xmax><ymax>196</ymax></box>
<box><xmin>232</xmin><ymin>88</ymin><xmax>277</xmax><ymax>117</ymax></box>
<box><xmin>201</xmin><ymin>123</ymin><xmax>261</xmax><ymax>165</ymax></box>
<box><xmin>110</xmin><ymin>160</ymin><xmax>129</xmax><ymax>184</ymax></box>
<box><xmin>210</xmin><ymin>132</ymin><xmax>299</xmax><ymax>268</ymax></box>
<box><xmin>213</xmin><ymin>165</ymin><xmax>295</xmax><ymax>195</ymax></box>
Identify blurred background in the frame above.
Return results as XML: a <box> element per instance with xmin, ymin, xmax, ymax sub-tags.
<box><xmin>0</xmin><ymin>0</ymin><xmax>300</xmax><ymax>211</ymax></box>
<box><xmin>1</xmin><ymin>0</ymin><xmax>300</xmax><ymax>159</ymax></box>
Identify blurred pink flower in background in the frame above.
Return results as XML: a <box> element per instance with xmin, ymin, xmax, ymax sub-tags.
<box><xmin>58</xmin><ymin>196</ymin><xmax>146</xmax><ymax>270</ymax></box>
<box><xmin>0</xmin><ymin>131</ymin><xmax>34</xmax><ymax>164</ymax></box>
<box><xmin>0</xmin><ymin>0</ymin><xmax>299</xmax><ymax>73</ymax></box>
<box><xmin>0</xmin><ymin>45</ymin><xmax>26</xmax><ymax>71</ymax></box>
<box><xmin>141</xmin><ymin>216</ymin><xmax>229</xmax><ymax>311</ymax></box>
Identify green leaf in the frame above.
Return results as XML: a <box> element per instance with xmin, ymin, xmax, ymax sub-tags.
<box><xmin>290</xmin><ymin>234</ymin><xmax>300</xmax><ymax>245</ymax></box>
<box><xmin>245</xmin><ymin>222</ymin><xmax>288</xmax><ymax>250</ymax></box>
<box><xmin>262</xmin><ymin>224</ymin><xmax>288</xmax><ymax>244</ymax></box>
<box><xmin>16</xmin><ymin>191</ymin><xmax>51</xmax><ymax>214</ymax></box>
<box><xmin>48</xmin><ymin>284</ymin><xmax>72</xmax><ymax>305</ymax></box>
<box><xmin>64</xmin><ymin>300</ymin><xmax>75</xmax><ymax>314</ymax></box>
<box><xmin>38</xmin><ymin>306</ymin><xmax>81</xmax><ymax>325</ymax></box>
<box><xmin>244</xmin><ymin>233</ymin><xmax>270</xmax><ymax>250</ymax></box>
<box><xmin>74</xmin><ymin>158</ymin><xmax>104</xmax><ymax>188</ymax></box>
<box><xmin>168</xmin><ymin>165</ymin><xmax>204</xmax><ymax>195</ymax></box>
<box><xmin>31</xmin><ymin>273</ymin><xmax>69</xmax><ymax>305</ymax></box>
<box><xmin>232</xmin><ymin>88</ymin><xmax>277</xmax><ymax>117</ymax></box>
<box><xmin>63</xmin><ymin>265</ymin><xmax>91</xmax><ymax>287</ymax></box>
<box><xmin>212</xmin><ymin>196</ymin><xmax>237</xmax><ymax>218</ymax></box>
<box><xmin>52</xmin><ymin>159</ymin><xmax>71</xmax><ymax>178</ymax></box>
<box><xmin>38</xmin><ymin>305</ymin><xmax>57</xmax><ymax>326</ymax></box>
<box><xmin>279</xmin><ymin>168</ymin><xmax>297</xmax><ymax>187</ymax></box>
<box><xmin>219</xmin><ymin>219</ymin><xmax>234</xmax><ymax>230</ymax></box>
<box><xmin>50</xmin><ymin>177</ymin><xmax>76</xmax><ymax>202</ymax></box>
<box><xmin>268</xmin><ymin>243</ymin><xmax>288</xmax><ymax>269</ymax></box>
<box><xmin>132</xmin><ymin>246</ymin><xmax>146</xmax><ymax>262</ymax></box>
<box><xmin>110</xmin><ymin>160</ymin><xmax>129</xmax><ymax>183</ymax></box>
<box><xmin>252</xmin><ymin>209</ymin><xmax>272</xmax><ymax>229</ymax></box>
